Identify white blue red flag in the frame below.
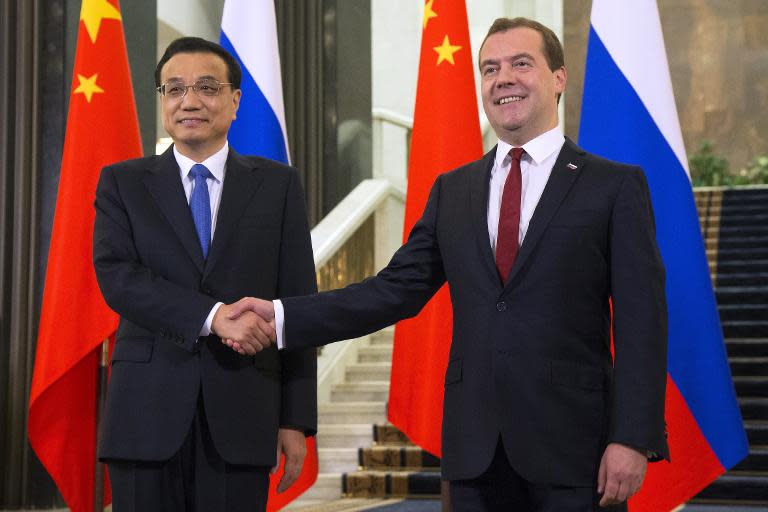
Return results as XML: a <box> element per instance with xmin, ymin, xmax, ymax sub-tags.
<box><xmin>220</xmin><ymin>2</ymin><xmax>317</xmax><ymax>509</ymax></box>
<box><xmin>221</xmin><ymin>0</ymin><xmax>289</xmax><ymax>163</ymax></box>
<box><xmin>579</xmin><ymin>0</ymin><xmax>748</xmax><ymax>509</ymax></box>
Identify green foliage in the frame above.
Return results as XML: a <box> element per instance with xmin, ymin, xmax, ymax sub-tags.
<box><xmin>735</xmin><ymin>154</ymin><xmax>768</xmax><ymax>185</ymax></box>
<box><xmin>689</xmin><ymin>141</ymin><xmax>730</xmax><ymax>187</ymax></box>
<box><xmin>689</xmin><ymin>140</ymin><xmax>768</xmax><ymax>186</ymax></box>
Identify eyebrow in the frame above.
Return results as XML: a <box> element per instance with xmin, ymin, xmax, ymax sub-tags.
<box><xmin>163</xmin><ymin>74</ymin><xmax>220</xmax><ymax>82</ymax></box>
<box><xmin>479</xmin><ymin>52</ymin><xmax>536</xmax><ymax>69</ymax></box>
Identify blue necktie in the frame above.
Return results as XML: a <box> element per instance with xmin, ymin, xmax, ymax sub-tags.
<box><xmin>189</xmin><ymin>164</ymin><xmax>213</xmax><ymax>258</ymax></box>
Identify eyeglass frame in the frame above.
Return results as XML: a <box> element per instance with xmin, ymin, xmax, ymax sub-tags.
<box><xmin>156</xmin><ymin>79</ymin><xmax>235</xmax><ymax>100</ymax></box>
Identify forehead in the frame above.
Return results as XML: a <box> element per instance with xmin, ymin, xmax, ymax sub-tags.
<box><xmin>480</xmin><ymin>27</ymin><xmax>545</xmax><ymax>60</ymax></box>
<box><xmin>160</xmin><ymin>51</ymin><xmax>228</xmax><ymax>81</ymax></box>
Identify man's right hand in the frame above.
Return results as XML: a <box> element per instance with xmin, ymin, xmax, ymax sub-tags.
<box><xmin>211</xmin><ymin>302</ymin><xmax>276</xmax><ymax>355</ymax></box>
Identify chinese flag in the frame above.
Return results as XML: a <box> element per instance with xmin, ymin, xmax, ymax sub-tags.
<box><xmin>387</xmin><ymin>0</ymin><xmax>483</xmax><ymax>456</ymax></box>
<box><xmin>28</xmin><ymin>1</ymin><xmax>142</xmax><ymax>511</ymax></box>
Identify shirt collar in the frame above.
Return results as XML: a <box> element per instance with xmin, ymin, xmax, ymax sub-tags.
<box><xmin>174</xmin><ymin>142</ymin><xmax>229</xmax><ymax>183</ymax></box>
<box><xmin>493</xmin><ymin>126</ymin><xmax>565</xmax><ymax>168</ymax></box>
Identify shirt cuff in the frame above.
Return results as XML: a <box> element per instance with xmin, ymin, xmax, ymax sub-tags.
<box><xmin>274</xmin><ymin>299</ymin><xmax>286</xmax><ymax>350</ymax></box>
<box><xmin>201</xmin><ymin>302</ymin><xmax>224</xmax><ymax>337</ymax></box>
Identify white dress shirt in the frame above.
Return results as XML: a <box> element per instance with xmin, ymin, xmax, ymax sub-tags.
<box><xmin>488</xmin><ymin>126</ymin><xmax>565</xmax><ymax>251</ymax></box>
<box><xmin>173</xmin><ymin>142</ymin><xmax>229</xmax><ymax>337</ymax></box>
<box><xmin>275</xmin><ymin>127</ymin><xmax>566</xmax><ymax>348</ymax></box>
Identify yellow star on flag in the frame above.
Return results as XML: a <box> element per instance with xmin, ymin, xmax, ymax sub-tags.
<box><xmin>423</xmin><ymin>0</ymin><xmax>437</xmax><ymax>30</ymax></box>
<box><xmin>74</xmin><ymin>73</ymin><xmax>105</xmax><ymax>102</ymax></box>
<box><xmin>80</xmin><ymin>0</ymin><xmax>122</xmax><ymax>44</ymax></box>
<box><xmin>433</xmin><ymin>35</ymin><xmax>462</xmax><ymax>66</ymax></box>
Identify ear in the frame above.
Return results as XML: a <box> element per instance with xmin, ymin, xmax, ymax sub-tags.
<box><xmin>231</xmin><ymin>89</ymin><xmax>242</xmax><ymax>120</ymax></box>
<box><xmin>553</xmin><ymin>66</ymin><xmax>567</xmax><ymax>95</ymax></box>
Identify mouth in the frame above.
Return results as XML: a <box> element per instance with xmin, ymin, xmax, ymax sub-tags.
<box><xmin>495</xmin><ymin>95</ymin><xmax>524</xmax><ymax>105</ymax></box>
<box><xmin>178</xmin><ymin>118</ymin><xmax>207</xmax><ymax>126</ymax></box>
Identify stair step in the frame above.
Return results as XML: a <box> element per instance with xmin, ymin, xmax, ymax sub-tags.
<box><xmin>342</xmin><ymin>470</ymin><xmax>441</xmax><ymax>498</ymax></box>
<box><xmin>718</xmin><ymin>215</ymin><xmax>768</xmax><ymax>229</ymax></box>
<box><xmin>357</xmin><ymin>345</ymin><xmax>394</xmax><ymax>363</ymax></box>
<box><xmin>717</xmin><ymin>273</ymin><xmax>768</xmax><ymax>287</ymax></box>
<box><xmin>730</xmin><ymin>358</ymin><xmax>768</xmax><ymax>376</ymax></box>
<box><xmin>723</xmin><ymin>322</ymin><xmax>768</xmax><ymax>338</ymax></box>
<box><xmin>693</xmin><ymin>471</ymin><xmax>768</xmax><ymax>502</ymax></box>
<box><xmin>734</xmin><ymin>376</ymin><xmax>768</xmax><ymax>398</ymax></box>
<box><xmin>318</xmin><ymin>402</ymin><xmax>387</xmax><ymax>424</ymax></box>
<box><xmin>331</xmin><ymin>382</ymin><xmax>390</xmax><ymax>402</ymax></box>
<box><xmin>715</xmin><ymin>286</ymin><xmax>768</xmax><ymax>304</ymax></box>
<box><xmin>718</xmin><ymin>226</ymin><xmax>768</xmax><ymax>238</ymax></box>
<box><xmin>316</xmin><ymin>424</ymin><xmax>375</xmax><ymax>449</ymax></box>
<box><xmin>318</xmin><ymin>447</ymin><xmax>359</xmax><ymax>473</ymax></box>
<box><xmin>374</xmin><ymin>424</ymin><xmax>413</xmax><ymax>446</ymax></box>
<box><xmin>733</xmin><ymin>446</ymin><xmax>768</xmax><ymax>472</ymax></box>
<box><xmin>717</xmin><ymin>260</ymin><xmax>768</xmax><ymax>274</ymax></box>
<box><xmin>288</xmin><ymin>473</ymin><xmax>342</xmax><ymax>502</ymax></box>
<box><xmin>697</xmin><ymin>206</ymin><xmax>768</xmax><ymax>219</ymax></box>
<box><xmin>346</xmin><ymin>362</ymin><xmax>392</xmax><ymax>382</ymax></box>
<box><xmin>369</xmin><ymin>330</ymin><xmax>395</xmax><ymax>346</ymax></box>
<box><xmin>359</xmin><ymin>446</ymin><xmax>440</xmax><ymax>470</ymax></box>
<box><xmin>740</xmin><ymin>397</ymin><xmax>768</xmax><ymax>420</ymax></box>
<box><xmin>746</xmin><ymin>421</ymin><xmax>768</xmax><ymax>445</ymax></box>
<box><xmin>719</xmin><ymin>304</ymin><xmax>768</xmax><ymax>321</ymax></box>
<box><xmin>717</xmin><ymin>236</ymin><xmax>768</xmax><ymax>249</ymax></box>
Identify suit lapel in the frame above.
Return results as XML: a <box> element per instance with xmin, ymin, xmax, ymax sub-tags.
<box><xmin>504</xmin><ymin>138</ymin><xmax>587</xmax><ymax>289</ymax></box>
<box><xmin>203</xmin><ymin>149</ymin><xmax>265</xmax><ymax>277</ymax></box>
<box><xmin>143</xmin><ymin>147</ymin><xmax>205</xmax><ymax>273</ymax></box>
<box><xmin>469</xmin><ymin>148</ymin><xmax>504</xmax><ymax>289</ymax></box>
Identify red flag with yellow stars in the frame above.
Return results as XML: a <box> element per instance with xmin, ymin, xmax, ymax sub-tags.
<box><xmin>387</xmin><ymin>0</ymin><xmax>483</xmax><ymax>456</ymax></box>
<box><xmin>28</xmin><ymin>0</ymin><xmax>141</xmax><ymax>510</ymax></box>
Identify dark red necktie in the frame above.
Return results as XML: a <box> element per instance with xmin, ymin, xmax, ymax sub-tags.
<box><xmin>496</xmin><ymin>147</ymin><xmax>524</xmax><ymax>283</ymax></box>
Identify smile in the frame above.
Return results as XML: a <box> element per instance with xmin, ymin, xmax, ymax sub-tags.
<box><xmin>496</xmin><ymin>96</ymin><xmax>523</xmax><ymax>105</ymax></box>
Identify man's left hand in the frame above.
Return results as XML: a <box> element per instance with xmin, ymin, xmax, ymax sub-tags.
<box><xmin>273</xmin><ymin>428</ymin><xmax>307</xmax><ymax>493</ymax></box>
<box><xmin>597</xmin><ymin>442</ymin><xmax>648</xmax><ymax>507</ymax></box>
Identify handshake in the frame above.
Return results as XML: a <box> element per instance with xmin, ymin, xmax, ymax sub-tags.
<box><xmin>211</xmin><ymin>297</ymin><xmax>277</xmax><ymax>355</ymax></box>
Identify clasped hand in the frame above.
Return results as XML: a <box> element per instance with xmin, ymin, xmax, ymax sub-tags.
<box><xmin>211</xmin><ymin>297</ymin><xmax>276</xmax><ymax>355</ymax></box>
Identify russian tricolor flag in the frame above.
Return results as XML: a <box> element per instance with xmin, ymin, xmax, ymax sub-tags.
<box><xmin>220</xmin><ymin>2</ymin><xmax>318</xmax><ymax>509</ymax></box>
<box><xmin>221</xmin><ymin>0</ymin><xmax>289</xmax><ymax>163</ymax></box>
<box><xmin>579</xmin><ymin>1</ymin><xmax>748</xmax><ymax>509</ymax></box>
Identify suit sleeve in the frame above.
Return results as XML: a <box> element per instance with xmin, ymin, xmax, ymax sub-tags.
<box><xmin>607</xmin><ymin>166</ymin><xmax>669</xmax><ymax>460</ymax></box>
<box><xmin>93</xmin><ymin>165</ymin><xmax>217</xmax><ymax>350</ymax></box>
<box><xmin>276</xmin><ymin>170</ymin><xmax>318</xmax><ymax>434</ymax></box>
<box><xmin>282</xmin><ymin>175</ymin><xmax>447</xmax><ymax>349</ymax></box>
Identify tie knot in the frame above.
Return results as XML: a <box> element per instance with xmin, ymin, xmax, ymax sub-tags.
<box><xmin>510</xmin><ymin>147</ymin><xmax>525</xmax><ymax>162</ymax></box>
<box><xmin>190</xmin><ymin>163</ymin><xmax>212</xmax><ymax>181</ymax></box>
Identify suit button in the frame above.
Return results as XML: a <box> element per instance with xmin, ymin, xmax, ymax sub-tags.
<box><xmin>496</xmin><ymin>301</ymin><xmax>507</xmax><ymax>311</ymax></box>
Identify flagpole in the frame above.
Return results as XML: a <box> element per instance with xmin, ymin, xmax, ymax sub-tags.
<box><xmin>93</xmin><ymin>338</ymin><xmax>109</xmax><ymax>512</ymax></box>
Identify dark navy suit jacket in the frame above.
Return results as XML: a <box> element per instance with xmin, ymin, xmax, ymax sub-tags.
<box><xmin>282</xmin><ymin>139</ymin><xmax>668</xmax><ymax>485</ymax></box>
<box><xmin>94</xmin><ymin>146</ymin><xmax>317</xmax><ymax>466</ymax></box>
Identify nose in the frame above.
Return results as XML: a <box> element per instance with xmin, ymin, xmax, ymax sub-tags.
<box><xmin>179</xmin><ymin>88</ymin><xmax>203</xmax><ymax>109</ymax></box>
<box><xmin>496</xmin><ymin>64</ymin><xmax>517</xmax><ymax>87</ymax></box>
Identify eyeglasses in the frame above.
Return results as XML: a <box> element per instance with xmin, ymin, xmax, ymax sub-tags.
<box><xmin>156</xmin><ymin>78</ymin><xmax>234</xmax><ymax>99</ymax></box>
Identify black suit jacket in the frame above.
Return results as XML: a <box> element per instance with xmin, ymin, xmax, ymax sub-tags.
<box><xmin>93</xmin><ymin>146</ymin><xmax>317</xmax><ymax>466</ymax></box>
<box><xmin>282</xmin><ymin>139</ymin><xmax>668</xmax><ymax>485</ymax></box>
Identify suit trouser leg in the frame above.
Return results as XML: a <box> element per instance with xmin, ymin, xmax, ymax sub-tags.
<box><xmin>109</xmin><ymin>395</ymin><xmax>269</xmax><ymax>512</ymax></box>
<box><xmin>448</xmin><ymin>438</ymin><xmax>628</xmax><ymax>512</ymax></box>
<box><xmin>449</xmin><ymin>440</ymin><xmax>529</xmax><ymax>511</ymax></box>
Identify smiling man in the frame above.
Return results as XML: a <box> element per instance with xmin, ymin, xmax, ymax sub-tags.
<box><xmin>92</xmin><ymin>37</ymin><xmax>317</xmax><ymax>511</ymax></box>
<box><xmin>228</xmin><ymin>17</ymin><xmax>669</xmax><ymax>512</ymax></box>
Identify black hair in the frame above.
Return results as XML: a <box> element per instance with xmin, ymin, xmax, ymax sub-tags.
<box><xmin>155</xmin><ymin>37</ymin><xmax>242</xmax><ymax>89</ymax></box>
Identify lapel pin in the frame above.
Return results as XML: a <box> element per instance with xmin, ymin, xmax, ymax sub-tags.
<box><xmin>566</xmin><ymin>163</ymin><xmax>578</xmax><ymax>170</ymax></box>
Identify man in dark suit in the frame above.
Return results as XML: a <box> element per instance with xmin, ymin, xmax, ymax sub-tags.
<box><xmin>93</xmin><ymin>37</ymin><xmax>317</xmax><ymax>511</ymax></box>
<box><xmin>227</xmin><ymin>17</ymin><xmax>668</xmax><ymax>511</ymax></box>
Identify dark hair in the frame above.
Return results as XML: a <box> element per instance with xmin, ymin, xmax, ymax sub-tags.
<box><xmin>479</xmin><ymin>17</ymin><xmax>564</xmax><ymax>72</ymax></box>
<box><xmin>155</xmin><ymin>37</ymin><xmax>242</xmax><ymax>89</ymax></box>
